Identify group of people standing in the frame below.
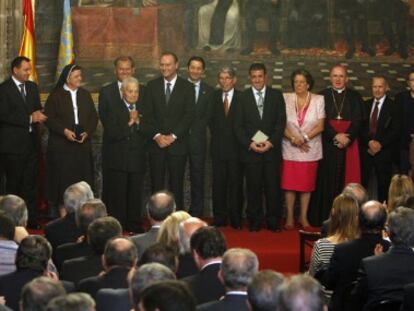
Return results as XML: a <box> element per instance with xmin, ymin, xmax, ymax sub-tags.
<box><xmin>0</xmin><ymin>54</ymin><xmax>413</xmax><ymax>233</ymax></box>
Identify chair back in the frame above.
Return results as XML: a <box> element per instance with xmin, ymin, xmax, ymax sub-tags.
<box><xmin>299</xmin><ymin>230</ymin><xmax>321</xmax><ymax>273</ymax></box>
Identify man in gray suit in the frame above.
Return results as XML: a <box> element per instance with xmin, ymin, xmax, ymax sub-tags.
<box><xmin>130</xmin><ymin>190</ymin><xmax>175</xmax><ymax>256</ymax></box>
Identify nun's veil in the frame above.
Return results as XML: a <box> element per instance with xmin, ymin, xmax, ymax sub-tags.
<box><xmin>55</xmin><ymin>64</ymin><xmax>81</xmax><ymax>89</ymax></box>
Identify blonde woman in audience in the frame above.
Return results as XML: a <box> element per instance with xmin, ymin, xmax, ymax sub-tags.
<box><xmin>308</xmin><ymin>193</ymin><xmax>359</xmax><ymax>300</ymax></box>
<box><xmin>387</xmin><ymin>174</ymin><xmax>414</xmax><ymax>212</ymax></box>
<box><xmin>157</xmin><ymin>211</ymin><xmax>191</xmax><ymax>254</ymax></box>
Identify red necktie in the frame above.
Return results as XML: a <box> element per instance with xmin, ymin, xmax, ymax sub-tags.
<box><xmin>369</xmin><ymin>100</ymin><xmax>379</xmax><ymax>136</ymax></box>
<box><xmin>223</xmin><ymin>93</ymin><xmax>229</xmax><ymax>116</ymax></box>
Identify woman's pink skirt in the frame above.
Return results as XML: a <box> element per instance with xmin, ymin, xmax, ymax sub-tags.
<box><xmin>281</xmin><ymin>160</ymin><xmax>318</xmax><ymax>192</ymax></box>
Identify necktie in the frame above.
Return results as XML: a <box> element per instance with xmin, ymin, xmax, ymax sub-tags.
<box><xmin>223</xmin><ymin>92</ymin><xmax>229</xmax><ymax>116</ymax></box>
<box><xmin>165</xmin><ymin>82</ymin><xmax>171</xmax><ymax>105</ymax></box>
<box><xmin>19</xmin><ymin>83</ymin><xmax>26</xmax><ymax>102</ymax></box>
<box><xmin>370</xmin><ymin>100</ymin><xmax>379</xmax><ymax>136</ymax></box>
<box><xmin>257</xmin><ymin>91</ymin><xmax>264</xmax><ymax>118</ymax></box>
<box><xmin>128</xmin><ymin>104</ymin><xmax>134</xmax><ymax>111</ymax></box>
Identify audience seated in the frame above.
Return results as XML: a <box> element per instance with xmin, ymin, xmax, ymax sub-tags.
<box><xmin>309</xmin><ymin>193</ymin><xmax>359</xmax><ymax>300</ymax></box>
<box><xmin>0</xmin><ymin>212</ymin><xmax>18</xmax><ymax>275</ymax></box>
<box><xmin>139</xmin><ymin>243</ymin><xmax>178</xmax><ymax>273</ymax></box>
<box><xmin>96</xmin><ymin>262</ymin><xmax>176</xmax><ymax>311</ymax></box>
<box><xmin>177</xmin><ymin>217</ymin><xmax>207</xmax><ymax>279</ymax></box>
<box><xmin>55</xmin><ymin>198</ymin><xmax>107</xmax><ymax>272</ymax></box>
<box><xmin>44</xmin><ymin>181</ymin><xmax>94</xmax><ymax>252</ymax></box>
<box><xmin>387</xmin><ymin>174</ymin><xmax>414</xmax><ymax>213</ymax></box>
<box><xmin>20</xmin><ymin>276</ymin><xmax>66</xmax><ymax>311</ymax></box>
<box><xmin>0</xmin><ymin>194</ymin><xmax>29</xmax><ymax>243</ymax></box>
<box><xmin>247</xmin><ymin>270</ymin><xmax>284</xmax><ymax>311</ymax></box>
<box><xmin>77</xmin><ymin>237</ymin><xmax>137</xmax><ymax>299</ymax></box>
<box><xmin>320</xmin><ymin>200</ymin><xmax>390</xmax><ymax>311</ymax></box>
<box><xmin>0</xmin><ymin>235</ymin><xmax>54</xmax><ymax>310</ymax></box>
<box><xmin>46</xmin><ymin>293</ymin><xmax>95</xmax><ymax>311</ymax></box>
<box><xmin>277</xmin><ymin>274</ymin><xmax>327</xmax><ymax>311</ymax></box>
<box><xmin>321</xmin><ymin>183</ymin><xmax>368</xmax><ymax>237</ymax></box>
<box><xmin>198</xmin><ymin>248</ymin><xmax>259</xmax><ymax>311</ymax></box>
<box><xmin>131</xmin><ymin>190</ymin><xmax>176</xmax><ymax>257</ymax></box>
<box><xmin>157</xmin><ymin>211</ymin><xmax>191</xmax><ymax>255</ymax></box>
<box><xmin>137</xmin><ymin>280</ymin><xmax>196</xmax><ymax>311</ymax></box>
<box><xmin>352</xmin><ymin>207</ymin><xmax>414</xmax><ymax>310</ymax></box>
<box><xmin>183</xmin><ymin>226</ymin><xmax>227</xmax><ymax>305</ymax></box>
<box><xmin>60</xmin><ymin>216</ymin><xmax>122</xmax><ymax>285</ymax></box>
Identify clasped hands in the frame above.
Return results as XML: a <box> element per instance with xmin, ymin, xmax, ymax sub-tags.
<box><xmin>155</xmin><ymin>134</ymin><xmax>176</xmax><ymax>148</ymax></box>
<box><xmin>334</xmin><ymin>133</ymin><xmax>350</xmax><ymax>149</ymax></box>
<box><xmin>290</xmin><ymin>135</ymin><xmax>310</xmax><ymax>153</ymax></box>
<box><xmin>64</xmin><ymin>128</ymin><xmax>88</xmax><ymax>143</ymax></box>
<box><xmin>31</xmin><ymin>110</ymin><xmax>47</xmax><ymax>123</ymax></box>
<box><xmin>367</xmin><ymin>140</ymin><xmax>382</xmax><ymax>156</ymax></box>
<box><xmin>128</xmin><ymin>110</ymin><xmax>140</xmax><ymax>127</ymax></box>
<box><xmin>249</xmin><ymin>140</ymin><xmax>273</xmax><ymax>153</ymax></box>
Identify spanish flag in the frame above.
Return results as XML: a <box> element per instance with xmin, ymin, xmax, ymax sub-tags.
<box><xmin>56</xmin><ymin>0</ymin><xmax>75</xmax><ymax>79</ymax></box>
<box><xmin>19</xmin><ymin>0</ymin><xmax>38</xmax><ymax>83</ymax></box>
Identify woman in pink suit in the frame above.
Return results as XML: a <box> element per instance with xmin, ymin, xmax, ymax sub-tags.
<box><xmin>282</xmin><ymin>69</ymin><xmax>325</xmax><ymax>229</ymax></box>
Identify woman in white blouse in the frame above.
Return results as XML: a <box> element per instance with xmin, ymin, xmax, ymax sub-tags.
<box><xmin>281</xmin><ymin>69</ymin><xmax>325</xmax><ymax>229</ymax></box>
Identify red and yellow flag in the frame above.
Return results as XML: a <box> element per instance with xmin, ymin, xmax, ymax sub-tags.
<box><xmin>19</xmin><ymin>0</ymin><xmax>38</xmax><ymax>83</ymax></box>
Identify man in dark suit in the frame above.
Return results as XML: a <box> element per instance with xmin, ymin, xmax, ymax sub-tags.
<box><xmin>60</xmin><ymin>216</ymin><xmax>122</xmax><ymax>285</ymax></box>
<box><xmin>241</xmin><ymin>0</ymin><xmax>281</xmax><ymax>55</ymax></box>
<box><xmin>352</xmin><ymin>207</ymin><xmax>414</xmax><ymax>310</ymax></box>
<box><xmin>177</xmin><ymin>217</ymin><xmax>207</xmax><ymax>279</ymax></box>
<box><xmin>141</xmin><ymin>52</ymin><xmax>195</xmax><ymax>210</ymax></box>
<box><xmin>0</xmin><ymin>236</ymin><xmax>54</xmax><ymax>311</ymax></box>
<box><xmin>54</xmin><ymin>198</ymin><xmax>107</xmax><ymax>272</ymax></box>
<box><xmin>186</xmin><ymin>56</ymin><xmax>214</xmax><ymax>217</ymax></box>
<box><xmin>183</xmin><ymin>227</ymin><xmax>226</xmax><ymax>305</ymax></box>
<box><xmin>99</xmin><ymin>75</ymin><xmax>148</xmax><ymax>233</ymax></box>
<box><xmin>402</xmin><ymin>283</ymin><xmax>414</xmax><ymax>311</ymax></box>
<box><xmin>44</xmin><ymin>181</ymin><xmax>93</xmax><ymax>252</ymax></box>
<box><xmin>208</xmin><ymin>67</ymin><xmax>243</xmax><ymax>228</ymax></box>
<box><xmin>320</xmin><ymin>200</ymin><xmax>390</xmax><ymax>311</ymax></box>
<box><xmin>234</xmin><ymin>63</ymin><xmax>286</xmax><ymax>232</ymax></box>
<box><xmin>78</xmin><ymin>237</ymin><xmax>138</xmax><ymax>299</ymax></box>
<box><xmin>0</xmin><ymin>56</ymin><xmax>47</xmax><ymax>228</ymax></box>
<box><xmin>361</xmin><ymin>76</ymin><xmax>400</xmax><ymax>203</ymax></box>
<box><xmin>131</xmin><ymin>190</ymin><xmax>175</xmax><ymax>256</ymax></box>
<box><xmin>96</xmin><ymin>262</ymin><xmax>176</xmax><ymax>311</ymax></box>
<box><xmin>197</xmin><ymin>248</ymin><xmax>258</xmax><ymax>311</ymax></box>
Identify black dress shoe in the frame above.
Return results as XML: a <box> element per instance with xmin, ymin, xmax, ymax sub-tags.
<box><xmin>249</xmin><ymin>224</ymin><xmax>261</xmax><ymax>232</ymax></box>
<box><xmin>267</xmin><ymin>223</ymin><xmax>282</xmax><ymax>233</ymax></box>
<box><xmin>27</xmin><ymin>222</ymin><xmax>41</xmax><ymax>230</ymax></box>
<box><xmin>231</xmin><ymin>222</ymin><xmax>242</xmax><ymax>230</ymax></box>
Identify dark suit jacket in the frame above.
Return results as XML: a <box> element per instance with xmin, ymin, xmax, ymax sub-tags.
<box><xmin>197</xmin><ymin>293</ymin><xmax>249</xmax><ymax>311</ymax></box>
<box><xmin>401</xmin><ymin>282</ymin><xmax>414</xmax><ymax>311</ymax></box>
<box><xmin>99</xmin><ymin>82</ymin><xmax>148</xmax><ymax>173</ymax></box>
<box><xmin>321</xmin><ymin>233</ymin><xmax>391</xmax><ymax>311</ymax></box>
<box><xmin>96</xmin><ymin>288</ymin><xmax>131</xmax><ymax>311</ymax></box>
<box><xmin>234</xmin><ymin>87</ymin><xmax>286</xmax><ymax>163</ymax></box>
<box><xmin>77</xmin><ymin>266</ymin><xmax>130</xmax><ymax>299</ymax></box>
<box><xmin>44</xmin><ymin>87</ymin><xmax>98</xmax><ymax>154</ymax></box>
<box><xmin>395</xmin><ymin>90</ymin><xmax>414</xmax><ymax>151</ymax></box>
<box><xmin>130</xmin><ymin>226</ymin><xmax>159</xmax><ymax>257</ymax></box>
<box><xmin>189</xmin><ymin>81</ymin><xmax>214</xmax><ymax>155</ymax></box>
<box><xmin>0</xmin><ymin>78</ymin><xmax>41</xmax><ymax>155</ymax></box>
<box><xmin>0</xmin><ymin>269</ymin><xmax>43</xmax><ymax>311</ymax></box>
<box><xmin>183</xmin><ymin>262</ymin><xmax>225</xmax><ymax>305</ymax></box>
<box><xmin>60</xmin><ymin>253</ymin><xmax>103</xmax><ymax>285</ymax></box>
<box><xmin>352</xmin><ymin>246</ymin><xmax>414</xmax><ymax>310</ymax></box>
<box><xmin>141</xmin><ymin>76</ymin><xmax>195</xmax><ymax>156</ymax></box>
<box><xmin>55</xmin><ymin>240</ymin><xmax>93</xmax><ymax>272</ymax></box>
<box><xmin>177</xmin><ymin>253</ymin><xmax>198</xmax><ymax>279</ymax></box>
<box><xmin>44</xmin><ymin>212</ymin><xmax>82</xmax><ymax>252</ymax></box>
<box><xmin>208</xmin><ymin>89</ymin><xmax>242</xmax><ymax>161</ymax></box>
<box><xmin>361</xmin><ymin>96</ymin><xmax>400</xmax><ymax>164</ymax></box>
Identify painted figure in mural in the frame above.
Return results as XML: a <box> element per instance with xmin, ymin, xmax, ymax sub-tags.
<box><xmin>198</xmin><ymin>0</ymin><xmax>241</xmax><ymax>51</ymax></box>
<box><xmin>335</xmin><ymin>0</ymin><xmax>375</xmax><ymax>59</ymax></box>
<box><xmin>286</xmin><ymin>0</ymin><xmax>329</xmax><ymax>49</ymax></box>
<box><xmin>380</xmin><ymin>0</ymin><xmax>410</xmax><ymax>59</ymax></box>
<box><xmin>241</xmin><ymin>0</ymin><xmax>281</xmax><ymax>55</ymax></box>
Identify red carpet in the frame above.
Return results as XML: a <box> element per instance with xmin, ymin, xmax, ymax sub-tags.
<box><xmin>220</xmin><ymin>227</ymin><xmax>308</xmax><ymax>274</ymax></box>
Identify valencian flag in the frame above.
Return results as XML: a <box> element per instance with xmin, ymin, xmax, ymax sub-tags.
<box><xmin>19</xmin><ymin>0</ymin><xmax>38</xmax><ymax>83</ymax></box>
<box><xmin>56</xmin><ymin>0</ymin><xmax>75</xmax><ymax>79</ymax></box>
